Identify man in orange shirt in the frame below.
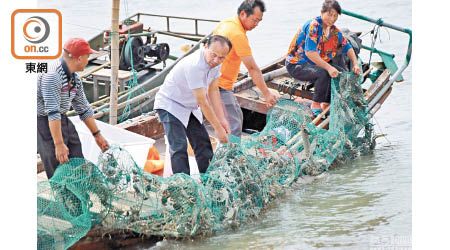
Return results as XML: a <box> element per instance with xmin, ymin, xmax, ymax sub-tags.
<box><xmin>214</xmin><ymin>0</ymin><xmax>278</xmax><ymax>138</ymax></box>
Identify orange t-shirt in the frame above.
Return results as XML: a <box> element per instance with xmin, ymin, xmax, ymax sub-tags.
<box><xmin>213</xmin><ymin>16</ymin><xmax>252</xmax><ymax>90</ymax></box>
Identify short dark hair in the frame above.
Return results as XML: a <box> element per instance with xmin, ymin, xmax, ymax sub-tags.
<box><xmin>237</xmin><ymin>0</ymin><xmax>266</xmax><ymax>16</ymax></box>
<box><xmin>321</xmin><ymin>0</ymin><xmax>342</xmax><ymax>15</ymax></box>
<box><xmin>207</xmin><ymin>35</ymin><xmax>232</xmax><ymax>52</ymax></box>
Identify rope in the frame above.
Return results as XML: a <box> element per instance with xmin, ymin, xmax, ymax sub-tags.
<box><xmin>360</xmin><ymin>19</ymin><xmax>391</xmax><ymax>66</ymax></box>
<box><xmin>118</xmin><ymin>0</ymin><xmax>146</xmax><ymax>123</ymax></box>
<box><xmin>277</xmin><ymin>79</ymin><xmax>300</xmax><ymax>101</ymax></box>
<box><xmin>63</xmin><ymin>22</ymin><xmax>105</xmax><ymax>31</ymax></box>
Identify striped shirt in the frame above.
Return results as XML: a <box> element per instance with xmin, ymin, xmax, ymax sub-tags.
<box><xmin>37</xmin><ymin>57</ymin><xmax>94</xmax><ymax>121</ymax></box>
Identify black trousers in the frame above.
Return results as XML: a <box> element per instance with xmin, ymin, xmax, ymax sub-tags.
<box><xmin>156</xmin><ymin>109</ymin><xmax>213</xmax><ymax>175</ymax></box>
<box><xmin>286</xmin><ymin>63</ymin><xmax>345</xmax><ymax>103</ymax></box>
<box><xmin>37</xmin><ymin>115</ymin><xmax>84</xmax><ymax>179</ymax></box>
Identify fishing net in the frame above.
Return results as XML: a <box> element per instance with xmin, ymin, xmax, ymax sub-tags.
<box><xmin>37</xmin><ymin>72</ymin><xmax>374</xmax><ymax>250</ymax></box>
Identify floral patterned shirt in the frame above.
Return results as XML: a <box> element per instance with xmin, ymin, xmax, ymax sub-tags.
<box><xmin>286</xmin><ymin>16</ymin><xmax>352</xmax><ymax>65</ymax></box>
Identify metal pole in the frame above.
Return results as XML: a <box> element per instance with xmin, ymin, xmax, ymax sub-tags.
<box><xmin>166</xmin><ymin>17</ymin><xmax>170</xmax><ymax>32</ymax></box>
<box><xmin>341</xmin><ymin>8</ymin><xmax>413</xmax><ymax>116</ymax></box>
<box><xmin>342</xmin><ymin>9</ymin><xmax>412</xmax><ymax>67</ymax></box>
<box><xmin>195</xmin><ymin>19</ymin><xmax>198</xmax><ymax>35</ymax></box>
<box><xmin>109</xmin><ymin>0</ymin><xmax>120</xmax><ymax>125</ymax></box>
<box><xmin>368</xmin><ymin>63</ymin><xmax>408</xmax><ymax>111</ymax></box>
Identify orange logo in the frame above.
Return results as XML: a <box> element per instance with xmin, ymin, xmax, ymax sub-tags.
<box><xmin>11</xmin><ymin>9</ymin><xmax>62</xmax><ymax>59</ymax></box>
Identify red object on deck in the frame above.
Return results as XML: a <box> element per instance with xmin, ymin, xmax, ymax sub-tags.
<box><xmin>144</xmin><ymin>145</ymin><xmax>164</xmax><ymax>176</ymax></box>
<box><xmin>104</xmin><ymin>22</ymin><xmax>144</xmax><ymax>37</ymax></box>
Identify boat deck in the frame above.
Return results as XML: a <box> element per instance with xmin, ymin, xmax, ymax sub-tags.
<box><xmin>37</xmin><ymin>124</ymin><xmax>226</xmax><ymax>183</ymax></box>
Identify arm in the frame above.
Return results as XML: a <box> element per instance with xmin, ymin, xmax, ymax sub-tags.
<box><xmin>41</xmin><ymin>72</ymin><xmax>69</xmax><ymax>164</ymax></box>
<box><xmin>192</xmin><ymin>87</ymin><xmax>229</xmax><ymax>143</ymax></box>
<box><xmin>207</xmin><ymin>79</ymin><xmax>230</xmax><ymax>133</ymax></box>
<box><xmin>346</xmin><ymin>48</ymin><xmax>361</xmax><ymax>75</ymax></box>
<box><xmin>338</xmin><ymin>30</ymin><xmax>360</xmax><ymax>75</ymax></box>
<box><xmin>241</xmin><ymin>55</ymin><xmax>278</xmax><ymax>108</ymax></box>
<box><xmin>305</xmin><ymin>51</ymin><xmax>339</xmax><ymax>78</ymax></box>
<box><xmin>83</xmin><ymin>117</ymin><xmax>109</xmax><ymax>152</ymax></box>
<box><xmin>49</xmin><ymin>119</ymin><xmax>69</xmax><ymax>164</ymax></box>
<box><xmin>72</xmin><ymin>76</ymin><xmax>109</xmax><ymax>152</ymax></box>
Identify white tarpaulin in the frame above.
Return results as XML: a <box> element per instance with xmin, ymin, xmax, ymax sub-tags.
<box><xmin>69</xmin><ymin>116</ymin><xmax>155</xmax><ymax>169</ymax></box>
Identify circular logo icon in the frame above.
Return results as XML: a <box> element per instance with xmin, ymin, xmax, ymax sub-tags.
<box><xmin>23</xmin><ymin>16</ymin><xmax>50</xmax><ymax>44</ymax></box>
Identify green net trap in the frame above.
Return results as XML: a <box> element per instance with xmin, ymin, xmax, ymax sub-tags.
<box><xmin>37</xmin><ymin>72</ymin><xmax>374</xmax><ymax>250</ymax></box>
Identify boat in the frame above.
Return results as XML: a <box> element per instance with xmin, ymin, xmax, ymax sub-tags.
<box><xmin>234</xmin><ymin>10</ymin><xmax>411</xmax><ymax>132</ymax></box>
<box><xmin>74</xmin><ymin>12</ymin><xmax>223</xmax><ymax>123</ymax></box>
<box><xmin>37</xmin><ymin>9</ymin><xmax>411</xmax><ymax>250</ymax></box>
<box><xmin>119</xmin><ymin>9</ymin><xmax>411</xmax><ymax>139</ymax></box>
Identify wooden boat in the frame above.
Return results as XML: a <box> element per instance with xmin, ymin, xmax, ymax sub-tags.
<box><xmin>119</xmin><ymin>9</ymin><xmax>412</xmax><ymax>138</ymax></box>
<box><xmin>115</xmin><ymin>55</ymin><xmax>286</xmax><ymax>140</ymax></box>
<box><xmin>38</xmin><ymin>9</ymin><xmax>412</xmax><ymax>250</ymax></box>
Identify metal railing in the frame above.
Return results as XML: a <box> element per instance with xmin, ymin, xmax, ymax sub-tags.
<box><xmin>342</xmin><ymin>9</ymin><xmax>412</xmax><ymax>111</ymax></box>
<box><xmin>134</xmin><ymin>13</ymin><xmax>220</xmax><ymax>37</ymax></box>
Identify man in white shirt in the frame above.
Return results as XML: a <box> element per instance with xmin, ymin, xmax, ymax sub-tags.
<box><xmin>154</xmin><ymin>35</ymin><xmax>232</xmax><ymax>175</ymax></box>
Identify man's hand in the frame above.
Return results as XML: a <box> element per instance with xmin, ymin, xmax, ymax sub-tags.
<box><xmin>194</xmin><ymin>86</ymin><xmax>229</xmax><ymax>143</ymax></box>
<box><xmin>94</xmin><ymin>134</ymin><xmax>109</xmax><ymax>152</ymax></box>
<box><xmin>214</xmin><ymin>126</ymin><xmax>229</xmax><ymax>143</ymax></box>
<box><xmin>242</xmin><ymin>56</ymin><xmax>278</xmax><ymax>108</ymax></box>
<box><xmin>55</xmin><ymin>142</ymin><xmax>69</xmax><ymax>164</ymax></box>
<box><xmin>352</xmin><ymin>64</ymin><xmax>361</xmax><ymax>75</ymax></box>
<box><xmin>82</xmin><ymin>117</ymin><xmax>109</xmax><ymax>152</ymax></box>
<box><xmin>220</xmin><ymin>118</ymin><xmax>231</xmax><ymax>134</ymax></box>
<box><xmin>264</xmin><ymin>91</ymin><xmax>278</xmax><ymax>108</ymax></box>
<box><xmin>327</xmin><ymin>66</ymin><xmax>339</xmax><ymax>78</ymax></box>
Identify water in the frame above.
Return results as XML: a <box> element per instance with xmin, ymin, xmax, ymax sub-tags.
<box><xmin>38</xmin><ymin>0</ymin><xmax>412</xmax><ymax>249</ymax></box>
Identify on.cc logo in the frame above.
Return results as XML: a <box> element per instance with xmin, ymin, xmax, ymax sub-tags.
<box><xmin>23</xmin><ymin>16</ymin><xmax>50</xmax><ymax>44</ymax></box>
<box><xmin>11</xmin><ymin>9</ymin><xmax>61</xmax><ymax>60</ymax></box>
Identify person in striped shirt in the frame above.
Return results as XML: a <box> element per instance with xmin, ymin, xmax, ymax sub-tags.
<box><xmin>37</xmin><ymin>38</ymin><xmax>109</xmax><ymax>179</ymax></box>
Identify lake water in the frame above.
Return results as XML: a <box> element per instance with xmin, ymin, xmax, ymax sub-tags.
<box><xmin>38</xmin><ymin>0</ymin><xmax>412</xmax><ymax>249</ymax></box>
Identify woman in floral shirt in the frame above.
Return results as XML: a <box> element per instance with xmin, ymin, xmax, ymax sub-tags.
<box><xmin>286</xmin><ymin>0</ymin><xmax>360</xmax><ymax>117</ymax></box>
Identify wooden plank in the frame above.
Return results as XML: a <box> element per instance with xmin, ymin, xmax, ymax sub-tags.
<box><xmin>91</xmin><ymin>68</ymin><xmax>133</xmax><ymax>80</ymax></box>
<box><xmin>266</xmin><ymin>79</ymin><xmax>314</xmax><ymax>100</ymax></box>
<box><xmin>312</xmin><ymin>105</ymin><xmax>330</xmax><ymax>125</ymax></box>
<box><xmin>365</xmin><ymin>69</ymin><xmax>390</xmax><ymax>103</ymax></box>
<box><xmin>80</xmin><ymin>61</ymin><xmax>111</xmax><ymax>79</ymax></box>
<box><xmin>69</xmin><ymin>230</ymin><xmax>162</xmax><ymax>250</ymax></box>
<box><xmin>117</xmin><ymin>114</ymin><xmax>165</xmax><ymax>139</ymax></box>
<box><xmin>236</xmin><ymin>93</ymin><xmax>269</xmax><ymax>114</ymax></box>
<box><xmin>375</xmin><ymin>86</ymin><xmax>392</xmax><ymax>107</ymax></box>
<box><xmin>236</xmin><ymin>85</ymin><xmax>312</xmax><ymax>114</ymax></box>
<box><xmin>370</xmin><ymin>87</ymin><xmax>392</xmax><ymax>115</ymax></box>
<box><xmin>86</xmin><ymin>51</ymin><xmax>109</xmax><ymax>64</ymax></box>
<box><xmin>235</xmin><ymin>87</ymin><xmax>283</xmax><ymax>114</ymax></box>
<box><xmin>233</xmin><ymin>65</ymin><xmax>287</xmax><ymax>93</ymax></box>
<box><xmin>235</xmin><ymin>87</ymin><xmax>269</xmax><ymax>113</ymax></box>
